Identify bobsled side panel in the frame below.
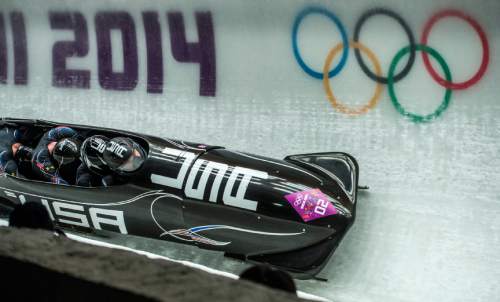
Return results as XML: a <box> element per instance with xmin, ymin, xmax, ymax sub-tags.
<box><xmin>199</xmin><ymin>149</ymin><xmax>356</xmax><ymax>226</ymax></box>
<box><xmin>0</xmin><ymin>175</ymin><xmax>186</xmax><ymax>238</ymax></box>
<box><xmin>248</xmin><ymin>228</ymin><xmax>348</xmax><ymax>278</ymax></box>
<box><xmin>181</xmin><ymin>198</ymin><xmax>334</xmax><ymax>255</ymax></box>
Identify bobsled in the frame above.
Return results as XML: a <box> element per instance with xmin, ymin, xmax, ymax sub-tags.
<box><xmin>0</xmin><ymin>118</ymin><xmax>359</xmax><ymax>278</ymax></box>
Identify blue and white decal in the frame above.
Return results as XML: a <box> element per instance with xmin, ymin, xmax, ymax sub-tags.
<box><xmin>161</xmin><ymin>225</ymin><xmax>306</xmax><ymax>246</ymax></box>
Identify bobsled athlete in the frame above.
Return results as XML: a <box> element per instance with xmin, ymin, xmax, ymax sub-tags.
<box><xmin>77</xmin><ymin>135</ymin><xmax>145</xmax><ymax>187</ymax></box>
<box><xmin>102</xmin><ymin>137</ymin><xmax>146</xmax><ymax>175</ymax></box>
<box><xmin>32</xmin><ymin>126</ymin><xmax>80</xmax><ymax>185</ymax></box>
<box><xmin>0</xmin><ymin>126</ymin><xmax>33</xmax><ymax>176</ymax></box>
<box><xmin>76</xmin><ymin>135</ymin><xmax>114</xmax><ymax>187</ymax></box>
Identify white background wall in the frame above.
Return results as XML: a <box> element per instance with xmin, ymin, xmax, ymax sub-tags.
<box><xmin>1</xmin><ymin>0</ymin><xmax>499</xmax><ymax>301</ymax></box>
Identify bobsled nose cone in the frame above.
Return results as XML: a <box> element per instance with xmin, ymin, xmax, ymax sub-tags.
<box><xmin>324</xmin><ymin>208</ymin><xmax>354</xmax><ymax>233</ymax></box>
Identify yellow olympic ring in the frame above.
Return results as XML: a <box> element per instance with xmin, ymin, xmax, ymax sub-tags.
<box><xmin>323</xmin><ymin>41</ymin><xmax>383</xmax><ymax>115</ymax></box>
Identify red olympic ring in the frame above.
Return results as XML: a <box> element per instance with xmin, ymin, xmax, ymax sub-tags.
<box><xmin>421</xmin><ymin>9</ymin><xmax>489</xmax><ymax>90</ymax></box>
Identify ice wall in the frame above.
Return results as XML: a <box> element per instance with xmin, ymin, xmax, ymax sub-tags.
<box><xmin>0</xmin><ymin>0</ymin><xmax>499</xmax><ymax>301</ymax></box>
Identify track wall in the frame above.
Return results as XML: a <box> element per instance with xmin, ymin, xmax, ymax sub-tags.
<box><xmin>0</xmin><ymin>1</ymin><xmax>499</xmax><ymax>301</ymax></box>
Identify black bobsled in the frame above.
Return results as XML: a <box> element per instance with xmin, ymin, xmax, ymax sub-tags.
<box><xmin>0</xmin><ymin>117</ymin><xmax>359</xmax><ymax>278</ymax></box>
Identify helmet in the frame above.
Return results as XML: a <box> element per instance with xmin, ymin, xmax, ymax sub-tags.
<box><xmin>14</xmin><ymin>126</ymin><xmax>34</xmax><ymax>143</ymax></box>
<box><xmin>103</xmin><ymin>137</ymin><xmax>145</xmax><ymax>173</ymax></box>
<box><xmin>81</xmin><ymin>135</ymin><xmax>111</xmax><ymax>175</ymax></box>
<box><xmin>53</xmin><ymin>138</ymin><xmax>80</xmax><ymax>166</ymax></box>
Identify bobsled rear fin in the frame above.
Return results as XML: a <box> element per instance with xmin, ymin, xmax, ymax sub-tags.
<box><xmin>284</xmin><ymin>152</ymin><xmax>359</xmax><ymax>202</ymax></box>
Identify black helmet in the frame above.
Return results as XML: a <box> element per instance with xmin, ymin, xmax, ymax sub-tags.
<box><xmin>14</xmin><ymin>126</ymin><xmax>34</xmax><ymax>143</ymax></box>
<box><xmin>81</xmin><ymin>135</ymin><xmax>111</xmax><ymax>175</ymax></box>
<box><xmin>53</xmin><ymin>138</ymin><xmax>80</xmax><ymax>166</ymax></box>
<box><xmin>103</xmin><ymin>137</ymin><xmax>145</xmax><ymax>173</ymax></box>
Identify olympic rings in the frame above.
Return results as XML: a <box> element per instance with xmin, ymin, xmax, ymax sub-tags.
<box><xmin>291</xmin><ymin>6</ymin><xmax>490</xmax><ymax>122</ymax></box>
<box><xmin>388</xmin><ymin>44</ymin><xmax>452</xmax><ymax>123</ymax></box>
<box><xmin>421</xmin><ymin>9</ymin><xmax>489</xmax><ymax>90</ymax></box>
<box><xmin>323</xmin><ymin>42</ymin><xmax>383</xmax><ymax>115</ymax></box>
<box><xmin>353</xmin><ymin>8</ymin><xmax>416</xmax><ymax>84</ymax></box>
<box><xmin>292</xmin><ymin>6</ymin><xmax>349</xmax><ymax>79</ymax></box>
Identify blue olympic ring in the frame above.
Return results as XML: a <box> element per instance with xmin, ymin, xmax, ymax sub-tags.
<box><xmin>292</xmin><ymin>6</ymin><xmax>348</xmax><ymax>79</ymax></box>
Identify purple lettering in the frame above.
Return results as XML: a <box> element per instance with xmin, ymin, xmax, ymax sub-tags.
<box><xmin>50</xmin><ymin>12</ymin><xmax>90</xmax><ymax>88</ymax></box>
<box><xmin>10</xmin><ymin>12</ymin><xmax>27</xmax><ymax>85</ymax></box>
<box><xmin>142</xmin><ymin>12</ymin><xmax>163</xmax><ymax>94</ymax></box>
<box><xmin>95</xmin><ymin>11</ymin><xmax>138</xmax><ymax>91</ymax></box>
<box><xmin>0</xmin><ymin>14</ymin><xmax>6</xmax><ymax>84</ymax></box>
<box><xmin>167</xmin><ymin>11</ymin><xmax>216</xmax><ymax>97</ymax></box>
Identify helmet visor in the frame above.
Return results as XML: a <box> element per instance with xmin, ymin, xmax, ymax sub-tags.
<box><xmin>115</xmin><ymin>149</ymin><xmax>144</xmax><ymax>172</ymax></box>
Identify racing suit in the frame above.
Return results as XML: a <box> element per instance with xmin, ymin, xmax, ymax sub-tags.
<box><xmin>0</xmin><ymin>127</ymin><xmax>19</xmax><ymax>175</ymax></box>
<box><xmin>32</xmin><ymin>126</ymin><xmax>78</xmax><ymax>184</ymax></box>
<box><xmin>0</xmin><ymin>126</ymin><xmax>28</xmax><ymax>176</ymax></box>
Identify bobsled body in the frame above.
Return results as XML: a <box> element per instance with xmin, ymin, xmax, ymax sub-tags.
<box><xmin>0</xmin><ymin>118</ymin><xmax>359</xmax><ymax>278</ymax></box>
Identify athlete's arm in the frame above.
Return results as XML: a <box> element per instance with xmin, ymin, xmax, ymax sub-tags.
<box><xmin>32</xmin><ymin>148</ymin><xmax>68</xmax><ymax>185</ymax></box>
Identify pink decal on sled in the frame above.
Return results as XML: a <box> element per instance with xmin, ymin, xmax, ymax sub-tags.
<box><xmin>285</xmin><ymin>188</ymin><xmax>337</xmax><ymax>222</ymax></box>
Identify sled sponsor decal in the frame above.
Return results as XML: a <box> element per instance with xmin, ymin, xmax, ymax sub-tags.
<box><xmin>285</xmin><ymin>188</ymin><xmax>337</xmax><ymax>222</ymax></box>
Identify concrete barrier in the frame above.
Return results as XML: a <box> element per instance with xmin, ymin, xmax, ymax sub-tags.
<box><xmin>0</xmin><ymin>227</ymin><xmax>306</xmax><ymax>302</ymax></box>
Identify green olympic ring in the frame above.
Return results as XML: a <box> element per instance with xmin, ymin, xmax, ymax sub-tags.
<box><xmin>387</xmin><ymin>44</ymin><xmax>452</xmax><ymax>123</ymax></box>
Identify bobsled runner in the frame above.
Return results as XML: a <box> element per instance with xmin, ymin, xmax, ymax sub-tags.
<box><xmin>0</xmin><ymin>117</ymin><xmax>359</xmax><ymax>278</ymax></box>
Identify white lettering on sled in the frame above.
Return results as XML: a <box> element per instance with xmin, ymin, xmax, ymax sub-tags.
<box><xmin>2</xmin><ymin>191</ymin><xmax>127</xmax><ymax>234</ymax></box>
<box><xmin>89</xmin><ymin>207</ymin><xmax>128</xmax><ymax>234</ymax></box>
<box><xmin>223</xmin><ymin>167</ymin><xmax>267</xmax><ymax>211</ymax></box>
<box><xmin>151</xmin><ymin>147</ymin><xmax>196</xmax><ymax>189</ymax></box>
<box><xmin>151</xmin><ymin>148</ymin><xmax>268</xmax><ymax>211</ymax></box>
<box><xmin>53</xmin><ymin>202</ymin><xmax>89</xmax><ymax>228</ymax></box>
<box><xmin>185</xmin><ymin>160</ymin><xmax>228</xmax><ymax>202</ymax></box>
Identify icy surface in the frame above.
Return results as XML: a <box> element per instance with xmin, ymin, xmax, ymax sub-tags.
<box><xmin>0</xmin><ymin>0</ymin><xmax>499</xmax><ymax>301</ymax></box>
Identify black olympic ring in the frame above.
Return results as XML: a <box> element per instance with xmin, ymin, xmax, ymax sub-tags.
<box><xmin>353</xmin><ymin>7</ymin><xmax>416</xmax><ymax>84</ymax></box>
